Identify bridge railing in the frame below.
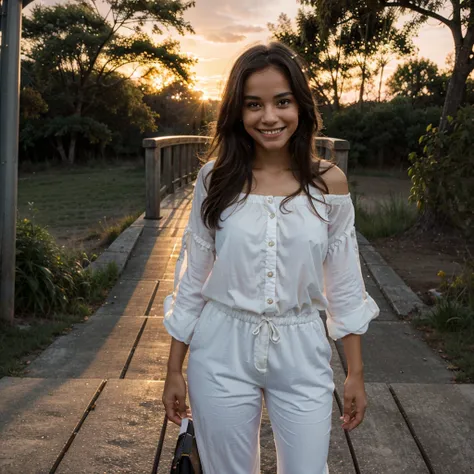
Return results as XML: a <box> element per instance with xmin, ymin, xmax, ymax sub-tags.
<box><xmin>143</xmin><ymin>135</ymin><xmax>349</xmax><ymax>220</ymax></box>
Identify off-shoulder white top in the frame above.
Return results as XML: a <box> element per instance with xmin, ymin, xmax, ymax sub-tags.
<box><xmin>164</xmin><ymin>160</ymin><xmax>379</xmax><ymax>344</ymax></box>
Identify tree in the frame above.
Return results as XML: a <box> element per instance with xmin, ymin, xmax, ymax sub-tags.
<box><xmin>313</xmin><ymin>0</ymin><xmax>474</xmax><ymax>131</ymax></box>
<box><xmin>339</xmin><ymin>7</ymin><xmax>414</xmax><ymax>106</ymax></box>
<box><xmin>270</xmin><ymin>4</ymin><xmax>413</xmax><ymax>109</ymax></box>
<box><xmin>144</xmin><ymin>81</ymin><xmax>219</xmax><ymax>135</ymax></box>
<box><xmin>22</xmin><ymin>0</ymin><xmax>195</xmax><ymax>163</ymax></box>
<box><xmin>269</xmin><ymin>12</ymin><xmax>353</xmax><ymax>110</ymax></box>
<box><xmin>82</xmin><ymin>74</ymin><xmax>159</xmax><ymax>156</ymax></box>
<box><xmin>387</xmin><ymin>58</ymin><xmax>446</xmax><ymax>105</ymax></box>
<box><xmin>20</xmin><ymin>71</ymin><xmax>159</xmax><ymax>160</ymax></box>
<box><xmin>20</xmin><ymin>87</ymin><xmax>48</xmax><ymax>121</ymax></box>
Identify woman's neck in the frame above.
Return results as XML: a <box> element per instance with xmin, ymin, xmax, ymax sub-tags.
<box><xmin>252</xmin><ymin>147</ymin><xmax>292</xmax><ymax>171</ymax></box>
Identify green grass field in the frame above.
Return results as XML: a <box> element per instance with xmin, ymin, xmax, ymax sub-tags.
<box><xmin>18</xmin><ymin>162</ymin><xmax>146</xmax><ymax>252</ymax></box>
<box><xmin>2</xmin><ymin>163</ymin><xmax>140</xmax><ymax>377</ymax></box>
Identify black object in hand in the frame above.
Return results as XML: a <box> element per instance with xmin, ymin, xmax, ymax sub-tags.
<box><xmin>170</xmin><ymin>418</ymin><xmax>202</xmax><ymax>474</ymax></box>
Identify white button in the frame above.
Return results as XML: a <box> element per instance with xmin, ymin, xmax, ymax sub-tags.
<box><xmin>267</xmin><ymin>271</ymin><xmax>274</xmax><ymax>277</ymax></box>
<box><xmin>267</xmin><ymin>197</ymin><xmax>273</xmax><ymax>204</ymax></box>
<box><xmin>268</xmin><ymin>241</ymin><xmax>275</xmax><ymax>247</ymax></box>
<box><xmin>269</xmin><ymin>213</ymin><xmax>275</xmax><ymax>219</ymax></box>
<box><xmin>267</xmin><ymin>298</ymin><xmax>273</xmax><ymax>304</ymax></box>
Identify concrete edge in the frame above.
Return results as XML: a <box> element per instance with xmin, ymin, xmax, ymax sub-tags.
<box><xmin>86</xmin><ymin>184</ymin><xmax>194</xmax><ymax>274</ymax></box>
<box><xmin>357</xmin><ymin>231</ymin><xmax>430</xmax><ymax>320</ymax></box>
<box><xmin>88</xmin><ymin>214</ymin><xmax>145</xmax><ymax>276</ymax></box>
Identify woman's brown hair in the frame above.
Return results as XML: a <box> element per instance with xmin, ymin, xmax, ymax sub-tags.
<box><xmin>201</xmin><ymin>41</ymin><xmax>335</xmax><ymax>230</ymax></box>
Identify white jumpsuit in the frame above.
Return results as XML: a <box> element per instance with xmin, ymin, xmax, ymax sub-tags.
<box><xmin>163</xmin><ymin>161</ymin><xmax>379</xmax><ymax>474</ymax></box>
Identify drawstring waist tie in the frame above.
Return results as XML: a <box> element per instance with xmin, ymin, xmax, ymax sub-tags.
<box><xmin>207</xmin><ymin>300</ymin><xmax>322</xmax><ymax>373</ymax></box>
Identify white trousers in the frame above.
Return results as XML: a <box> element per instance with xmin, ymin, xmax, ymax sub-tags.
<box><xmin>187</xmin><ymin>300</ymin><xmax>335</xmax><ymax>474</ymax></box>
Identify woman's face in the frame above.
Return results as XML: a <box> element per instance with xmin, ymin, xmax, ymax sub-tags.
<box><xmin>242</xmin><ymin>66</ymin><xmax>299</xmax><ymax>153</ymax></box>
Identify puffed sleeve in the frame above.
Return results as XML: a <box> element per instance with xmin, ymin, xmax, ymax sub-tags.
<box><xmin>162</xmin><ymin>162</ymin><xmax>215</xmax><ymax>344</ymax></box>
<box><xmin>323</xmin><ymin>194</ymin><xmax>379</xmax><ymax>341</ymax></box>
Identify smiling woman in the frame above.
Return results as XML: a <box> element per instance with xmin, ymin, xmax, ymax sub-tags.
<box><xmin>161</xmin><ymin>41</ymin><xmax>379</xmax><ymax>474</ymax></box>
<box><xmin>242</xmin><ymin>73</ymin><xmax>299</xmax><ymax>147</ymax></box>
<box><xmin>199</xmin><ymin>43</ymin><xmax>330</xmax><ymax>229</ymax></box>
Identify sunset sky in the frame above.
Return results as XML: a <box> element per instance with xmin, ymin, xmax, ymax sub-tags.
<box><xmin>175</xmin><ymin>0</ymin><xmax>454</xmax><ymax>100</ymax></box>
<box><xmin>32</xmin><ymin>0</ymin><xmax>455</xmax><ymax>101</ymax></box>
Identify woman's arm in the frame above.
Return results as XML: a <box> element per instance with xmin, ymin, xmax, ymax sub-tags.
<box><xmin>321</xmin><ymin>163</ymin><xmax>378</xmax><ymax>432</ymax></box>
<box><xmin>163</xmin><ymin>338</ymin><xmax>190</xmax><ymax>424</ymax></box>
<box><xmin>167</xmin><ymin>337</ymin><xmax>189</xmax><ymax>373</ymax></box>
<box><xmin>162</xmin><ymin>162</ymin><xmax>216</xmax><ymax>424</ymax></box>
<box><xmin>340</xmin><ymin>333</ymin><xmax>366</xmax><ymax>432</ymax></box>
<box><xmin>341</xmin><ymin>333</ymin><xmax>363</xmax><ymax>376</ymax></box>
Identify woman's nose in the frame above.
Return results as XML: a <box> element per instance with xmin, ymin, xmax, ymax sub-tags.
<box><xmin>261</xmin><ymin>106</ymin><xmax>278</xmax><ymax>124</ymax></box>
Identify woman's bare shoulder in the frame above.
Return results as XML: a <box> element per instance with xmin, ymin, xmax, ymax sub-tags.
<box><xmin>318</xmin><ymin>160</ymin><xmax>349</xmax><ymax>195</ymax></box>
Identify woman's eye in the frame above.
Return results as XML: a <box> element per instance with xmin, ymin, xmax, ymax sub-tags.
<box><xmin>246</xmin><ymin>102</ymin><xmax>260</xmax><ymax>109</ymax></box>
<box><xmin>278</xmin><ymin>98</ymin><xmax>291</xmax><ymax>106</ymax></box>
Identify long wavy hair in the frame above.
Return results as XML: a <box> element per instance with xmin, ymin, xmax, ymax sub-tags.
<box><xmin>201</xmin><ymin>41</ymin><xmax>335</xmax><ymax>230</ymax></box>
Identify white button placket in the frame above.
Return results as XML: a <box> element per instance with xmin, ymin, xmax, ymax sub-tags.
<box><xmin>253</xmin><ymin>196</ymin><xmax>279</xmax><ymax>373</ymax></box>
<box><xmin>264</xmin><ymin>196</ymin><xmax>277</xmax><ymax>312</ymax></box>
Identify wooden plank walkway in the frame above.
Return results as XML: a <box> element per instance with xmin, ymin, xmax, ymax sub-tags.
<box><xmin>0</xmin><ymin>184</ymin><xmax>473</xmax><ymax>473</ymax></box>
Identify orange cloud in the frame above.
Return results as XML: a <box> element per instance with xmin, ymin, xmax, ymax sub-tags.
<box><xmin>204</xmin><ymin>31</ymin><xmax>247</xmax><ymax>43</ymax></box>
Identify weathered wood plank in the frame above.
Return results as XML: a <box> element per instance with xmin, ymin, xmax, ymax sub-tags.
<box><xmin>350</xmin><ymin>383</ymin><xmax>429</xmax><ymax>473</ymax></box>
<box><xmin>126</xmin><ymin>318</ymin><xmax>177</xmax><ymax>381</ymax></box>
<box><xmin>390</xmin><ymin>383</ymin><xmax>474</xmax><ymax>474</ymax></box>
<box><xmin>57</xmin><ymin>380</ymin><xmax>164</xmax><ymax>473</ymax></box>
<box><xmin>0</xmin><ymin>378</ymin><xmax>101</xmax><ymax>474</ymax></box>
<box><xmin>27</xmin><ymin>314</ymin><xmax>144</xmax><ymax>379</ymax></box>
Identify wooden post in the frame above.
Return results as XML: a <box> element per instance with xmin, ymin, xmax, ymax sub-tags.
<box><xmin>182</xmin><ymin>143</ymin><xmax>188</xmax><ymax>185</ymax></box>
<box><xmin>332</xmin><ymin>139</ymin><xmax>350</xmax><ymax>176</ymax></box>
<box><xmin>194</xmin><ymin>143</ymin><xmax>199</xmax><ymax>175</ymax></box>
<box><xmin>163</xmin><ymin>146</ymin><xmax>172</xmax><ymax>194</ymax></box>
<box><xmin>145</xmin><ymin>145</ymin><xmax>161</xmax><ymax>219</ymax></box>
<box><xmin>179</xmin><ymin>144</ymin><xmax>185</xmax><ymax>188</ymax></box>
<box><xmin>315</xmin><ymin>137</ymin><xmax>350</xmax><ymax>176</ymax></box>
<box><xmin>173</xmin><ymin>145</ymin><xmax>180</xmax><ymax>192</ymax></box>
<box><xmin>197</xmin><ymin>143</ymin><xmax>203</xmax><ymax>171</ymax></box>
<box><xmin>186</xmin><ymin>143</ymin><xmax>192</xmax><ymax>184</ymax></box>
<box><xmin>142</xmin><ymin>136</ymin><xmax>211</xmax><ymax>220</ymax></box>
<box><xmin>191</xmin><ymin>143</ymin><xmax>198</xmax><ymax>179</ymax></box>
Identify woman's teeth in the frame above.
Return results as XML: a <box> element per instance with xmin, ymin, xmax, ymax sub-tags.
<box><xmin>259</xmin><ymin>128</ymin><xmax>285</xmax><ymax>135</ymax></box>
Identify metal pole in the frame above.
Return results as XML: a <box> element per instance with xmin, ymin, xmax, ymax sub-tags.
<box><xmin>0</xmin><ymin>0</ymin><xmax>9</xmax><ymax>250</ymax></box>
<box><xmin>0</xmin><ymin>0</ymin><xmax>22</xmax><ymax>323</ymax></box>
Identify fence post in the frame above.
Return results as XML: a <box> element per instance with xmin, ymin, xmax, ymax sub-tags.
<box><xmin>315</xmin><ymin>137</ymin><xmax>350</xmax><ymax>176</ymax></box>
<box><xmin>145</xmin><ymin>145</ymin><xmax>161</xmax><ymax>219</ymax></box>
<box><xmin>163</xmin><ymin>146</ymin><xmax>172</xmax><ymax>194</ymax></box>
<box><xmin>186</xmin><ymin>143</ymin><xmax>192</xmax><ymax>184</ymax></box>
<box><xmin>332</xmin><ymin>139</ymin><xmax>350</xmax><ymax>176</ymax></box>
<box><xmin>182</xmin><ymin>143</ymin><xmax>187</xmax><ymax>185</ymax></box>
<box><xmin>179</xmin><ymin>144</ymin><xmax>185</xmax><ymax>187</ymax></box>
<box><xmin>173</xmin><ymin>145</ymin><xmax>180</xmax><ymax>191</ymax></box>
<box><xmin>191</xmin><ymin>143</ymin><xmax>197</xmax><ymax>178</ymax></box>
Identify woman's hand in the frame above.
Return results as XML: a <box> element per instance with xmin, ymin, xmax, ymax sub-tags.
<box><xmin>162</xmin><ymin>370</ymin><xmax>189</xmax><ymax>425</ymax></box>
<box><xmin>341</xmin><ymin>372</ymin><xmax>367</xmax><ymax>432</ymax></box>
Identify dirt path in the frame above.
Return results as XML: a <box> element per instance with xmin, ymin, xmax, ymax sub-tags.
<box><xmin>351</xmin><ymin>171</ymin><xmax>469</xmax><ymax>302</ymax></box>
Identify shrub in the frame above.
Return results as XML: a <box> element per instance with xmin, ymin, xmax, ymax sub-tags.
<box><xmin>408</xmin><ymin>105</ymin><xmax>474</xmax><ymax>235</ymax></box>
<box><xmin>352</xmin><ymin>191</ymin><xmax>417</xmax><ymax>239</ymax></box>
<box><xmin>15</xmin><ymin>218</ymin><xmax>118</xmax><ymax>317</ymax></box>
<box><xmin>437</xmin><ymin>261</ymin><xmax>474</xmax><ymax>310</ymax></box>
<box><xmin>323</xmin><ymin>99</ymin><xmax>442</xmax><ymax>168</ymax></box>
<box><xmin>425</xmin><ymin>298</ymin><xmax>474</xmax><ymax>333</ymax></box>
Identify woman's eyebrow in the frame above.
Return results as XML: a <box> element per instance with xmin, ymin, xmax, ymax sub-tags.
<box><xmin>243</xmin><ymin>92</ymin><xmax>293</xmax><ymax>100</ymax></box>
